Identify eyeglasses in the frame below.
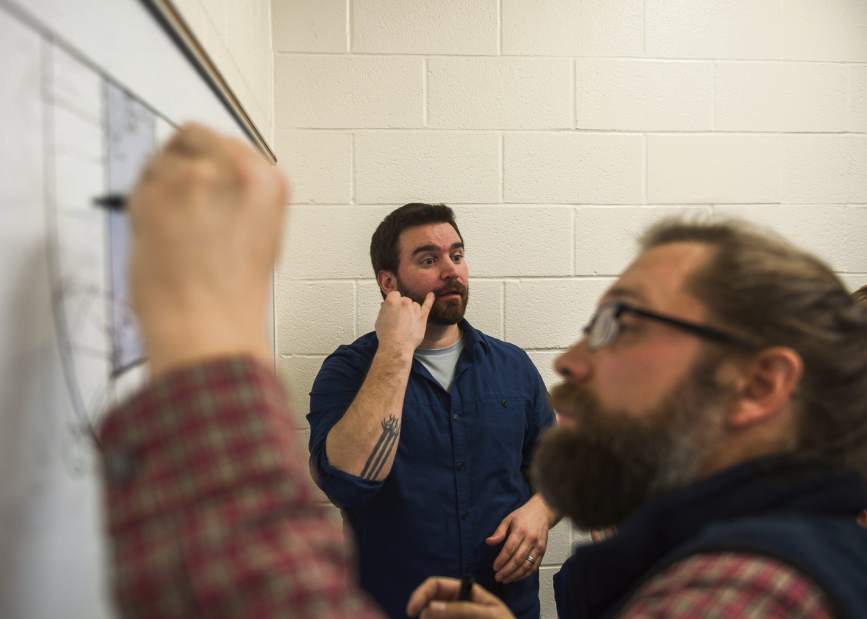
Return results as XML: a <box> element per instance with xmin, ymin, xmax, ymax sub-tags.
<box><xmin>583</xmin><ymin>301</ymin><xmax>757</xmax><ymax>350</ymax></box>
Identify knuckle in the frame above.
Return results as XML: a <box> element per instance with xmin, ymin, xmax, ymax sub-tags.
<box><xmin>232</xmin><ymin>153</ymin><xmax>261</xmax><ymax>192</ymax></box>
<box><xmin>186</xmin><ymin>159</ymin><xmax>221</xmax><ymax>187</ymax></box>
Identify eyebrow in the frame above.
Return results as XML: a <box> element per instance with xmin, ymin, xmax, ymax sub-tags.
<box><xmin>602</xmin><ymin>285</ymin><xmax>646</xmax><ymax>305</ymax></box>
<box><xmin>411</xmin><ymin>242</ymin><xmax>464</xmax><ymax>257</ymax></box>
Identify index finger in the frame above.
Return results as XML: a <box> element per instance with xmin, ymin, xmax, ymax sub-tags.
<box><xmin>492</xmin><ymin>531</ymin><xmax>525</xmax><ymax>571</ymax></box>
<box><xmin>407</xmin><ymin>577</ymin><xmax>460</xmax><ymax>616</ymax></box>
<box><xmin>419</xmin><ymin>291</ymin><xmax>435</xmax><ymax>319</ymax></box>
<box><xmin>419</xmin><ymin>601</ymin><xmax>496</xmax><ymax>619</ymax></box>
<box><xmin>164</xmin><ymin>123</ymin><xmax>220</xmax><ymax>157</ymax></box>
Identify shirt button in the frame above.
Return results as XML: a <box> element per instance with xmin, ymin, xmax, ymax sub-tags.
<box><xmin>452</xmin><ymin>414</ymin><xmax>459</xmax><ymax>421</ymax></box>
<box><xmin>500</xmin><ymin>399</ymin><xmax>508</xmax><ymax>408</ymax></box>
<box><xmin>456</xmin><ymin>461</ymin><xmax>465</xmax><ymax>471</ymax></box>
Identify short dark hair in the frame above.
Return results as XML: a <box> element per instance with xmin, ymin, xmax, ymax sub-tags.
<box><xmin>853</xmin><ymin>285</ymin><xmax>867</xmax><ymax>307</ymax></box>
<box><xmin>369</xmin><ymin>203</ymin><xmax>463</xmax><ymax>277</ymax></box>
<box><xmin>640</xmin><ymin>218</ymin><xmax>867</xmax><ymax>477</ymax></box>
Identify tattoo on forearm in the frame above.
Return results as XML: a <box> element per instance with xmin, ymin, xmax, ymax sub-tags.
<box><xmin>360</xmin><ymin>416</ymin><xmax>400</xmax><ymax>480</ymax></box>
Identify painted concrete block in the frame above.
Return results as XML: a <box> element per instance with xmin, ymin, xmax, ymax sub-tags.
<box><xmin>277</xmin><ymin>355</ymin><xmax>327</xmax><ymax>423</ymax></box>
<box><xmin>452</xmin><ymin>206</ymin><xmax>573</xmax><ymax>277</ymax></box>
<box><xmin>428</xmin><ymin>57</ymin><xmax>572</xmax><ymax>129</ymax></box>
<box><xmin>274</xmin><ymin>130</ymin><xmax>352</xmax><ymax>204</ymax></box>
<box><xmin>355</xmin><ymin>131</ymin><xmax>501</xmax><ymax>204</ymax></box>
<box><xmin>647</xmin><ymin>134</ymin><xmax>781</xmax><ymax>204</ymax></box>
<box><xmin>278</xmin><ymin>205</ymin><xmax>392</xmax><ymax>279</ymax></box>
<box><xmin>784</xmin><ymin>0</ymin><xmax>867</xmax><ymax>62</ymax></box>
<box><xmin>276</xmin><ymin>281</ymin><xmax>356</xmax><ymax>354</ymax></box>
<box><xmin>504</xmin><ymin>133</ymin><xmax>643</xmax><ymax>204</ymax></box>
<box><xmin>275</xmin><ymin>55</ymin><xmax>423</xmax><ymax>128</ymax></box>
<box><xmin>352</xmin><ymin>0</ymin><xmax>497</xmax><ymax>54</ymax></box>
<box><xmin>716</xmin><ymin>62</ymin><xmax>848</xmax><ymax>131</ymax></box>
<box><xmin>646</xmin><ymin>0</ymin><xmax>782</xmax><ymax>59</ymax></box>
<box><xmin>272</xmin><ymin>0</ymin><xmax>347</xmax><ymax>52</ymax></box>
<box><xmin>577</xmin><ymin>59</ymin><xmax>713</xmax><ymax>131</ymax></box>
<box><xmin>782</xmin><ymin>135</ymin><xmax>867</xmax><ymax>204</ymax></box>
<box><xmin>852</xmin><ymin>66</ymin><xmax>867</xmax><ymax>132</ymax></box>
<box><xmin>502</xmin><ymin>0</ymin><xmax>643</xmax><ymax>57</ymax></box>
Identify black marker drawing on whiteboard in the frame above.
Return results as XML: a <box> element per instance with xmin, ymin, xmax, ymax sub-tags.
<box><xmin>44</xmin><ymin>61</ymin><xmax>161</xmax><ymax>472</ymax></box>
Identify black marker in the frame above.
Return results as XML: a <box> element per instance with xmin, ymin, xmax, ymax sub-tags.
<box><xmin>92</xmin><ymin>194</ymin><xmax>127</xmax><ymax>211</ymax></box>
<box><xmin>458</xmin><ymin>575</ymin><xmax>473</xmax><ymax>601</ymax></box>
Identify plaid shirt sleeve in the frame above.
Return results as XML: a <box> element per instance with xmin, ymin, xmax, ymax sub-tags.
<box><xmin>618</xmin><ymin>552</ymin><xmax>832</xmax><ymax>619</ymax></box>
<box><xmin>99</xmin><ymin>356</ymin><xmax>384</xmax><ymax>619</ymax></box>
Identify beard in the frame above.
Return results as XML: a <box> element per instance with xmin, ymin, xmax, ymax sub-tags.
<box><xmin>532</xmin><ymin>352</ymin><xmax>730</xmax><ymax>530</ymax></box>
<box><xmin>397</xmin><ymin>278</ymin><xmax>469</xmax><ymax>326</ymax></box>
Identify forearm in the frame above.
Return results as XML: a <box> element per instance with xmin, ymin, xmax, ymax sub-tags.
<box><xmin>141</xmin><ymin>311</ymin><xmax>271</xmax><ymax>380</ymax></box>
<box><xmin>325</xmin><ymin>344</ymin><xmax>414</xmax><ymax>480</ymax></box>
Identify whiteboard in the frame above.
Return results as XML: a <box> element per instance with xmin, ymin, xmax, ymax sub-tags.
<box><xmin>0</xmin><ymin>1</ymin><xmax>273</xmax><ymax>616</ymax></box>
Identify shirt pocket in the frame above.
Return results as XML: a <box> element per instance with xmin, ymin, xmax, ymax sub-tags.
<box><xmin>398</xmin><ymin>401</ymin><xmax>452</xmax><ymax>466</ymax></box>
<box><xmin>474</xmin><ymin>397</ymin><xmax>527</xmax><ymax>467</ymax></box>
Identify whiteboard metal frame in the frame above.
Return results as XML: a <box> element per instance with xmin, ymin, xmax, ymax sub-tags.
<box><xmin>142</xmin><ymin>0</ymin><xmax>276</xmax><ymax>163</ymax></box>
<box><xmin>4</xmin><ymin>0</ymin><xmax>275</xmax><ymax>163</ymax></box>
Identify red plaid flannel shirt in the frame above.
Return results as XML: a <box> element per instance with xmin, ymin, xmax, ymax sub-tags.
<box><xmin>99</xmin><ymin>356</ymin><xmax>833</xmax><ymax>619</ymax></box>
<box><xmin>620</xmin><ymin>553</ymin><xmax>831</xmax><ymax>618</ymax></box>
<box><xmin>99</xmin><ymin>357</ymin><xmax>383</xmax><ymax>619</ymax></box>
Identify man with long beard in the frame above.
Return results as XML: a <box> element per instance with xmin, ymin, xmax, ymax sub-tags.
<box><xmin>308</xmin><ymin>203</ymin><xmax>557</xmax><ymax>619</ymax></box>
<box><xmin>408</xmin><ymin>219</ymin><xmax>867</xmax><ymax>618</ymax></box>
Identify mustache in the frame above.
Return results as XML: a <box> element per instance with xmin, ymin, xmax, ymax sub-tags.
<box><xmin>434</xmin><ymin>281</ymin><xmax>467</xmax><ymax>297</ymax></box>
<box><xmin>548</xmin><ymin>382</ymin><xmax>596</xmax><ymax>420</ymax></box>
<box><xmin>549</xmin><ymin>382</ymin><xmax>574</xmax><ymax>412</ymax></box>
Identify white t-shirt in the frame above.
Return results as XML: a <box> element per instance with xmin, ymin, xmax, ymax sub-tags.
<box><xmin>414</xmin><ymin>336</ymin><xmax>464</xmax><ymax>392</ymax></box>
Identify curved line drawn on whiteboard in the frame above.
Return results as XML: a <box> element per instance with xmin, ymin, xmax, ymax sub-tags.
<box><xmin>49</xmin><ymin>279</ymin><xmax>146</xmax><ymax>477</ymax></box>
<box><xmin>43</xmin><ymin>41</ymin><xmax>156</xmax><ymax>475</ymax></box>
<box><xmin>48</xmin><ymin>281</ymin><xmax>146</xmax><ymax>459</ymax></box>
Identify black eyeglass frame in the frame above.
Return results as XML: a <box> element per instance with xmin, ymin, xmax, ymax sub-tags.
<box><xmin>583</xmin><ymin>301</ymin><xmax>757</xmax><ymax>350</ymax></box>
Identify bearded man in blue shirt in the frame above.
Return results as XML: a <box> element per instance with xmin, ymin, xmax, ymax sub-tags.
<box><xmin>307</xmin><ymin>203</ymin><xmax>558</xmax><ymax>619</ymax></box>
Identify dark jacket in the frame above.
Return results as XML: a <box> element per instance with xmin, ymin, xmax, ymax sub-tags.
<box><xmin>554</xmin><ymin>456</ymin><xmax>867</xmax><ymax>618</ymax></box>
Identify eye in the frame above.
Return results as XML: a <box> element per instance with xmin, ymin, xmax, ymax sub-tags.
<box><xmin>419</xmin><ymin>256</ymin><xmax>436</xmax><ymax>266</ymax></box>
<box><xmin>615</xmin><ymin>316</ymin><xmax>642</xmax><ymax>337</ymax></box>
<box><xmin>452</xmin><ymin>252</ymin><xmax>464</xmax><ymax>263</ymax></box>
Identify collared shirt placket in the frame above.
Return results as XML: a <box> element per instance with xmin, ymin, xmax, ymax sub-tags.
<box><xmin>448</xmin><ymin>363</ymin><xmax>474</xmax><ymax>576</ymax></box>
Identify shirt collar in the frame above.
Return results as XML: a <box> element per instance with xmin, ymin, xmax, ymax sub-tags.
<box><xmin>457</xmin><ymin>319</ymin><xmax>488</xmax><ymax>360</ymax></box>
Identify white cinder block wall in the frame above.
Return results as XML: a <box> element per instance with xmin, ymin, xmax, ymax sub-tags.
<box><xmin>271</xmin><ymin>2</ymin><xmax>867</xmax><ymax>617</ymax></box>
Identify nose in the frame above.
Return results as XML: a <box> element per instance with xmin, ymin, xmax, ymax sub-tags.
<box><xmin>439</xmin><ymin>255</ymin><xmax>460</xmax><ymax>279</ymax></box>
<box><xmin>554</xmin><ymin>338</ymin><xmax>592</xmax><ymax>383</ymax></box>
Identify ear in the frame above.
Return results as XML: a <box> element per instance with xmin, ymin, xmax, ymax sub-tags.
<box><xmin>377</xmin><ymin>270</ymin><xmax>398</xmax><ymax>296</ymax></box>
<box><xmin>726</xmin><ymin>347</ymin><xmax>803</xmax><ymax>429</ymax></box>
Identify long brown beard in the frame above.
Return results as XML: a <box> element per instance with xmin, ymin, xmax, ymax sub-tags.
<box><xmin>532</xmin><ymin>353</ymin><xmax>729</xmax><ymax>530</ymax></box>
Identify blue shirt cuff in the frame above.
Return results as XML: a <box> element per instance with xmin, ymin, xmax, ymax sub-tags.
<box><xmin>311</xmin><ymin>446</ymin><xmax>384</xmax><ymax>509</ymax></box>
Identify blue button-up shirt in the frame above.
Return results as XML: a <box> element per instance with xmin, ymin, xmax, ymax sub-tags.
<box><xmin>308</xmin><ymin>321</ymin><xmax>554</xmax><ymax>619</ymax></box>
